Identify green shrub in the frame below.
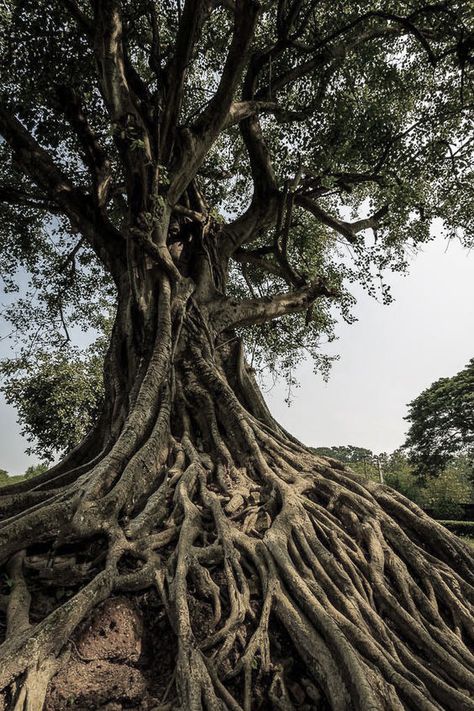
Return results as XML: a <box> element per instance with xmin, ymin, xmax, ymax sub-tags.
<box><xmin>438</xmin><ymin>520</ymin><xmax>474</xmax><ymax>536</ymax></box>
<box><xmin>420</xmin><ymin>464</ymin><xmax>472</xmax><ymax>519</ymax></box>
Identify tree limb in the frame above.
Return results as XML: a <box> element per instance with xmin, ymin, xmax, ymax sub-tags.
<box><xmin>211</xmin><ymin>278</ymin><xmax>337</xmax><ymax>331</ymax></box>
<box><xmin>0</xmin><ymin>185</ymin><xmax>58</xmax><ymax>212</ymax></box>
<box><xmin>233</xmin><ymin>247</ymin><xmax>285</xmax><ymax>278</ymax></box>
<box><xmin>296</xmin><ymin>195</ymin><xmax>388</xmax><ymax>243</ymax></box>
<box><xmin>55</xmin><ymin>85</ymin><xmax>111</xmax><ymax>207</ymax></box>
<box><xmin>60</xmin><ymin>0</ymin><xmax>93</xmax><ymax>36</ymax></box>
<box><xmin>159</xmin><ymin>0</ymin><xmax>210</xmax><ymax>160</ymax></box>
<box><xmin>224</xmin><ymin>100</ymin><xmax>307</xmax><ymax>128</ymax></box>
<box><xmin>168</xmin><ymin>0</ymin><xmax>260</xmax><ymax>203</ymax></box>
<box><xmin>92</xmin><ymin>0</ymin><xmax>153</xmax><ymax>214</ymax></box>
<box><xmin>0</xmin><ymin>106</ymin><xmax>126</xmax><ymax>280</ymax></box>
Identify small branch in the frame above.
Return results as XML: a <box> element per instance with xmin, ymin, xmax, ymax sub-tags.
<box><xmin>58</xmin><ymin>301</ymin><xmax>71</xmax><ymax>347</ymax></box>
<box><xmin>274</xmin><ymin>164</ymin><xmax>305</xmax><ymax>287</ymax></box>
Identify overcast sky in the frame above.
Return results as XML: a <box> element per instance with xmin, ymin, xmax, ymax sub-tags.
<box><xmin>0</xmin><ymin>233</ymin><xmax>473</xmax><ymax>474</ymax></box>
<box><xmin>267</xmin><ymin>235</ymin><xmax>474</xmax><ymax>454</ymax></box>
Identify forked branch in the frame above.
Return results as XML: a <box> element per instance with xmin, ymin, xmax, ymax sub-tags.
<box><xmin>296</xmin><ymin>194</ymin><xmax>388</xmax><ymax>243</ymax></box>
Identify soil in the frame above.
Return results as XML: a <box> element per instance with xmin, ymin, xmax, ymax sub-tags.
<box><xmin>36</xmin><ymin>592</ymin><xmax>323</xmax><ymax>710</ymax></box>
<box><xmin>44</xmin><ymin>594</ymin><xmax>177</xmax><ymax>710</ymax></box>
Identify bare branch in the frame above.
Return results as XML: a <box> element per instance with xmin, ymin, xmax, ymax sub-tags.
<box><xmin>296</xmin><ymin>195</ymin><xmax>388</xmax><ymax>243</ymax></box>
<box><xmin>211</xmin><ymin>278</ymin><xmax>337</xmax><ymax>331</ymax></box>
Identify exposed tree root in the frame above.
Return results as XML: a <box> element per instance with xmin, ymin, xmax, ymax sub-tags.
<box><xmin>1</xmin><ymin>303</ymin><xmax>473</xmax><ymax>710</ymax></box>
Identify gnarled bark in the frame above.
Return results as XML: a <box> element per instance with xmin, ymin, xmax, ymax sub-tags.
<box><xmin>1</xmin><ymin>268</ymin><xmax>473</xmax><ymax>711</ymax></box>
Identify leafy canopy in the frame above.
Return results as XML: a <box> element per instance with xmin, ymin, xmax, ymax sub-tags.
<box><xmin>0</xmin><ymin>337</ymin><xmax>107</xmax><ymax>462</ymax></box>
<box><xmin>404</xmin><ymin>358</ymin><xmax>474</xmax><ymax>477</ymax></box>
<box><xmin>0</xmin><ymin>0</ymin><xmax>473</xmax><ymax>414</ymax></box>
<box><xmin>313</xmin><ymin>445</ymin><xmax>374</xmax><ymax>464</ymax></box>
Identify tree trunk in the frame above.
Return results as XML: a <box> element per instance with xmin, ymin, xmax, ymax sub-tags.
<box><xmin>0</xmin><ymin>270</ymin><xmax>473</xmax><ymax>711</ymax></box>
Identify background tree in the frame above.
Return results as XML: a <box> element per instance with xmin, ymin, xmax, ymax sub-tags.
<box><xmin>421</xmin><ymin>458</ymin><xmax>473</xmax><ymax>519</ymax></box>
<box><xmin>404</xmin><ymin>358</ymin><xmax>474</xmax><ymax>478</ymax></box>
<box><xmin>23</xmin><ymin>463</ymin><xmax>48</xmax><ymax>479</ymax></box>
<box><xmin>382</xmin><ymin>450</ymin><xmax>425</xmax><ymax>505</ymax></box>
<box><xmin>0</xmin><ymin>1</ymin><xmax>474</xmax><ymax>709</ymax></box>
<box><xmin>0</xmin><ymin>329</ymin><xmax>108</xmax><ymax>462</ymax></box>
<box><xmin>313</xmin><ymin>445</ymin><xmax>374</xmax><ymax>464</ymax></box>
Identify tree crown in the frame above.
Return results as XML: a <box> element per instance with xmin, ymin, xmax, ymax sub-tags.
<box><xmin>404</xmin><ymin>358</ymin><xmax>474</xmax><ymax>477</ymax></box>
<box><xmin>1</xmin><ymin>0</ymin><xmax>473</xmax><ymax>381</ymax></box>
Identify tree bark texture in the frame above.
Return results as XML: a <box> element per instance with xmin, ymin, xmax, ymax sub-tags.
<box><xmin>0</xmin><ymin>247</ymin><xmax>473</xmax><ymax>710</ymax></box>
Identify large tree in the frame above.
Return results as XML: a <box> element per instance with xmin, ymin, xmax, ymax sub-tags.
<box><xmin>1</xmin><ymin>1</ymin><xmax>474</xmax><ymax>709</ymax></box>
<box><xmin>404</xmin><ymin>358</ymin><xmax>474</xmax><ymax>478</ymax></box>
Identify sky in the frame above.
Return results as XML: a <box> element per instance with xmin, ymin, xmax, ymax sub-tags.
<box><xmin>0</xmin><ymin>234</ymin><xmax>473</xmax><ymax>474</ymax></box>
<box><xmin>267</xmin><ymin>235</ymin><xmax>474</xmax><ymax>455</ymax></box>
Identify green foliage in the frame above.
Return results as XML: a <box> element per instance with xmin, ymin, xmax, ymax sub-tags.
<box><xmin>0</xmin><ymin>334</ymin><xmax>107</xmax><ymax>462</ymax></box>
<box><xmin>24</xmin><ymin>463</ymin><xmax>48</xmax><ymax>479</ymax></box>
<box><xmin>0</xmin><ymin>463</ymin><xmax>47</xmax><ymax>488</ymax></box>
<box><xmin>404</xmin><ymin>360</ymin><xmax>474</xmax><ymax>477</ymax></box>
<box><xmin>439</xmin><ymin>520</ymin><xmax>474</xmax><ymax>536</ymax></box>
<box><xmin>315</xmin><ymin>445</ymin><xmax>473</xmax><ymax>511</ymax></box>
<box><xmin>0</xmin><ymin>0</ymin><xmax>473</xmax><ymax>455</ymax></box>
<box><xmin>313</xmin><ymin>445</ymin><xmax>374</xmax><ymax>464</ymax></box>
<box><xmin>382</xmin><ymin>450</ymin><xmax>425</xmax><ymax>505</ymax></box>
<box><xmin>0</xmin><ymin>0</ymin><xmax>472</xmax><ymax>389</ymax></box>
<box><xmin>0</xmin><ymin>471</ymin><xmax>26</xmax><ymax>487</ymax></box>
<box><xmin>420</xmin><ymin>459</ymin><xmax>473</xmax><ymax>519</ymax></box>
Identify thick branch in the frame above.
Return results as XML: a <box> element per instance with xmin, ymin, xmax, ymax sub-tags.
<box><xmin>211</xmin><ymin>278</ymin><xmax>336</xmax><ymax>330</ymax></box>
<box><xmin>60</xmin><ymin>0</ymin><xmax>94</xmax><ymax>36</ymax></box>
<box><xmin>55</xmin><ymin>85</ymin><xmax>111</xmax><ymax>207</ymax></box>
<box><xmin>0</xmin><ymin>185</ymin><xmax>57</xmax><ymax>212</ymax></box>
<box><xmin>92</xmin><ymin>0</ymin><xmax>153</xmax><ymax>214</ymax></box>
<box><xmin>232</xmin><ymin>247</ymin><xmax>285</xmax><ymax>278</ymax></box>
<box><xmin>224</xmin><ymin>100</ymin><xmax>307</xmax><ymax>128</ymax></box>
<box><xmin>168</xmin><ymin>0</ymin><xmax>260</xmax><ymax>204</ymax></box>
<box><xmin>0</xmin><ymin>106</ymin><xmax>126</xmax><ymax>280</ymax></box>
<box><xmin>221</xmin><ymin>113</ymin><xmax>280</xmax><ymax>257</ymax></box>
<box><xmin>159</xmin><ymin>0</ymin><xmax>209</xmax><ymax>160</ymax></box>
<box><xmin>296</xmin><ymin>194</ymin><xmax>388</xmax><ymax>242</ymax></box>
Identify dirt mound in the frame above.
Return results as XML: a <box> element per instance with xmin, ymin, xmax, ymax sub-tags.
<box><xmin>44</xmin><ymin>593</ymin><xmax>176</xmax><ymax>710</ymax></box>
